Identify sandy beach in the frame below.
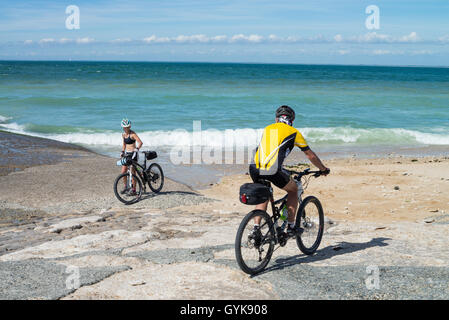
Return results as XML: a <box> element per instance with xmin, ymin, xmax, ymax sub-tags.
<box><xmin>0</xmin><ymin>131</ymin><xmax>448</xmax><ymax>300</ymax></box>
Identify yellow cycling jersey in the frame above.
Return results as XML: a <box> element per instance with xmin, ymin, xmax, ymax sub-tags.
<box><xmin>253</xmin><ymin>122</ymin><xmax>309</xmax><ymax>173</ymax></box>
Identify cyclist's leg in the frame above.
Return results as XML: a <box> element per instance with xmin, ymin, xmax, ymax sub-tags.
<box><xmin>282</xmin><ymin>180</ymin><xmax>298</xmax><ymax>223</ymax></box>
<box><xmin>131</xmin><ymin>166</ymin><xmax>136</xmax><ymax>191</ymax></box>
<box><xmin>254</xmin><ymin>201</ymin><xmax>268</xmax><ymax>225</ymax></box>
<box><xmin>248</xmin><ymin>164</ymin><xmax>265</xmax><ymax>225</ymax></box>
<box><xmin>121</xmin><ymin>165</ymin><xmax>128</xmax><ymax>187</ymax></box>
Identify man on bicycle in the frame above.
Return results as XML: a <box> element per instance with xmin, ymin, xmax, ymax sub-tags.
<box><xmin>250</xmin><ymin>105</ymin><xmax>330</xmax><ymax>237</ymax></box>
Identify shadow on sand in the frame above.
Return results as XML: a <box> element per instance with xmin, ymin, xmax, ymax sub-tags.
<box><xmin>135</xmin><ymin>190</ymin><xmax>200</xmax><ymax>202</ymax></box>
<box><xmin>253</xmin><ymin>237</ymin><xmax>391</xmax><ymax>277</ymax></box>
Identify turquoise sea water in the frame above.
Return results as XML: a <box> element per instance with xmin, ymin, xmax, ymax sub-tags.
<box><xmin>1</xmin><ymin>61</ymin><xmax>448</xmax><ymax>156</ymax></box>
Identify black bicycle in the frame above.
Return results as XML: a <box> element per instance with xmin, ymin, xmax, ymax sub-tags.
<box><xmin>235</xmin><ymin>168</ymin><xmax>327</xmax><ymax>275</ymax></box>
<box><xmin>113</xmin><ymin>151</ymin><xmax>164</xmax><ymax>205</ymax></box>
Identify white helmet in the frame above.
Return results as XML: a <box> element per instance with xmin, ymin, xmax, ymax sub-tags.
<box><xmin>121</xmin><ymin>118</ymin><xmax>131</xmax><ymax>128</ymax></box>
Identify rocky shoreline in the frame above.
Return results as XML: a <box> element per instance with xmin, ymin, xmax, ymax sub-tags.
<box><xmin>0</xmin><ymin>131</ymin><xmax>448</xmax><ymax>299</ymax></box>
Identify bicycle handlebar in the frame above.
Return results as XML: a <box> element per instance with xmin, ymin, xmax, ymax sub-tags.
<box><xmin>284</xmin><ymin>167</ymin><xmax>330</xmax><ymax>180</ymax></box>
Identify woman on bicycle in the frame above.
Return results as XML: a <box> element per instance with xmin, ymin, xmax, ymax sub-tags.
<box><xmin>120</xmin><ymin>118</ymin><xmax>143</xmax><ymax>195</ymax></box>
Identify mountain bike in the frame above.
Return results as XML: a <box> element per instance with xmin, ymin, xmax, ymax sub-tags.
<box><xmin>113</xmin><ymin>151</ymin><xmax>164</xmax><ymax>205</ymax></box>
<box><xmin>235</xmin><ymin>168</ymin><xmax>327</xmax><ymax>275</ymax></box>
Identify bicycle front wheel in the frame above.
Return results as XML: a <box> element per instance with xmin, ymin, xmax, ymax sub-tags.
<box><xmin>296</xmin><ymin>196</ymin><xmax>324</xmax><ymax>255</ymax></box>
<box><xmin>147</xmin><ymin>163</ymin><xmax>164</xmax><ymax>193</ymax></box>
<box><xmin>113</xmin><ymin>172</ymin><xmax>143</xmax><ymax>205</ymax></box>
<box><xmin>235</xmin><ymin>210</ymin><xmax>275</xmax><ymax>275</ymax></box>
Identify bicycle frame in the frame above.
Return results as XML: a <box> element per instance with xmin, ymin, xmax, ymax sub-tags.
<box><xmin>236</xmin><ymin>167</ymin><xmax>327</xmax><ymax>274</ymax></box>
<box><xmin>259</xmin><ymin>178</ymin><xmax>305</xmax><ymax>246</ymax></box>
<box><xmin>124</xmin><ymin>160</ymin><xmax>149</xmax><ymax>191</ymax></box>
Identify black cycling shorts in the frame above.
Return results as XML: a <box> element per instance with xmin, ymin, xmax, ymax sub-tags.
<box><xmin>249</xmin><ymin>164</ymin><xmax>291</xmax><ymax>189</ymax></box>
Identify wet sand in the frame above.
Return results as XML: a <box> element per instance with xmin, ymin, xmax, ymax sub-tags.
<box><xmin>0</xmin><ymin>130</ymin><xmax>89</xmax><ymax>176</ymax></box>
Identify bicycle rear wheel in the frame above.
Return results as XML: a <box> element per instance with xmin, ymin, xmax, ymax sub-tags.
<box><xmin>147</xmin><ymin>163</ymin><xmax>164</xmax><ymax>193</ymax></box>
<box><xmin>113</xmin><ymin>172</ymin><xmax>143</xmax><ymax>204</ymax></box>
<box><xmin>296</xmin><ymin>196</ymin><xmax>324</xmax><ymax>255</ymax></box>
<box><xmin>235</xmin><ymin>210</ymin><xmax>275</xmax><ymax>275</ymax></box>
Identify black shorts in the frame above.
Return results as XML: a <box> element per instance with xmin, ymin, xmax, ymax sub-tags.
<box><xmin>249</xmin><ymin>164</ymin><xmax>291</xmax><ymax>189</ymax></box>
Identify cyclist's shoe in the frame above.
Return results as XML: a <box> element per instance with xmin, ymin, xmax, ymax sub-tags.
<box><xmin>127</xmin><ymin>189</ymin><xmax>137</xmax><ymax>196</ymax></box>
<box><xmin>287</xmin><ymin>224</ymin><xmax>304</xmax><ymax>237</ymax></box>
<box><xmin>248</xmin><ymin>225</ymin><xmax>262</xmax><ymax>247</ymax></box>
<box><xmin>120</xmin><ymin>187</ymin><xmax>130</xmax><ymax>195</ymax></box>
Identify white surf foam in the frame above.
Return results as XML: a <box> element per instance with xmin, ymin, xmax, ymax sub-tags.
<box><xmin>0</xmin><ymin>115</ymin><xmax>11</xmax><ymax>123</ymax></box>
<box><xmin>1</xmin><ymin>122</ymin><xmax>448</xmax><ymax>148</ymax></box>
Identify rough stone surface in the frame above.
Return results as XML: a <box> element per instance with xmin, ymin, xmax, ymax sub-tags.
<box><xmin>0</xmin><ymin>259</ymin><xmax>129</xmax><ymax>300</ymax></box>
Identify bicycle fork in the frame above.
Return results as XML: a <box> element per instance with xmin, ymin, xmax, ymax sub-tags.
<box><xmin>127</xmin><ymin>168</ymin><xmax>136</xmax><ymax>190</ymax></box>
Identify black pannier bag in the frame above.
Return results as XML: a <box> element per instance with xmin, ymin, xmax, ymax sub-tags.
<box><xmin>239</xmin><ymin>183</ymin><xmax>271</xmax><ymax>205</ymax></box>
<box><xmin>145</xmin><ymin>151</ymin><xmax>157</xmax><ymax>160</ymax></box>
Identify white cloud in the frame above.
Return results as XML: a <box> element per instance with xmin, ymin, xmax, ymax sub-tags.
<box><xmin>439</xmin><ymin>35</ymin><xmax>449</xmax><ymax>43</ymax></box>
<box><xmin>247</xmin><ymin>34</ymin><xmax>263</xmax><ymax>43</ymax></box>
<box><xmin>210</xmin><ymin>35</ymin><xmax>227</xmax><ymax>42</ymax></box>
<box><xmin>111</xmin><ymin>38</ymin><xmax>132</xmax><ymax>43</ymax></box>
<box><xmin>373</xmin><ymin>49</ymin><xmax>391</xmax><ymax>55</ymax></box>
<box><xmin>267</xmin><ymin>34</ymin><xmax>280</xmax><ymax>42</ymax></box>
<box><xmin>58</xmin><ymin>38</ymin><xmax>73</xmax><ymax>44</ymax></box>
<box><xmin>399</xmin><ymin>32</ymin><xmax>419</xmax><ymax>43</ymax></box>
<box><xmin>39</xmin><ymin>38</ymin><xmax>55</xmax><ymax>44</ymax></box>
<box><xmin>309</xmin><ymin>34</ymin><xmax>327</xmax><ymax>42</ymax></box>
<box><xmin>76</xmin><ymin>37</ymin><xmax>95</xmax><ymax>44</ymax></box>
<box><xmin>411</xmin><ymin>50</ymin><xmax>434</xmax><ymax>55</ymax></box>
<box><xmin>354</xmin><ymin>32</ymin><xmax>392</xmax><ymax>43</ymax></box>
<box><xmin>334</xmin><ymin>34</ymin><xmax>343</xmax><ymax>42</ymax></box>
<box><xmin>174</xmin><ymin>34</ymin><xmax>211</xmax><ymax>43</ymax></box>
<box><xmin>23</xmin><ymin>32</ymin><xmax>449</xmax><ymax>47</ymax></box>
<box><xmin>229</xmin><ymin>34</ymin><xmax>263</xmax><ymax>43</ymax></box>
<box><xmin>142</xmin><ymin>35</ymin><xmax>170</xmax><ymax>43</ymax></box>
<box><xmin>337</xmin><ymin>32</ymin><xmax>421</xmax><ymax>44</ymax></box>
<box><xmin>372</xmin><ymin>49</ymin><xmax>404</xmax><ymax>55</ymax></box>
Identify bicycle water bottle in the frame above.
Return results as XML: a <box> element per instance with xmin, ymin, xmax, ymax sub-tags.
<box><xmin>279</xmin><ymin>204</ymin><xmax>288</xmax><ymax>231</ymax></box>
<box><xmin>280</xmin><ymin>204</ymin><xmax>288</xmax><ymax>221</ymax></box>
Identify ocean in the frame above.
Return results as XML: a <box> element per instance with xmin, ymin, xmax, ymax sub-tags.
<box><xmin>1</xmin><ymin>61</ymin><xmax>448</xmax><ymax>186</ymax></box>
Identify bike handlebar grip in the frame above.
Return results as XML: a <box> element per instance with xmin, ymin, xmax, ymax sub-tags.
<box><xmin>315</xmin><ymin>168</ymin><xmax>330</xmax><ymax>176</ymax></box>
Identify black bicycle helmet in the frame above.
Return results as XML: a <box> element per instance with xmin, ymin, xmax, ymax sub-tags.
<box><xmin>275</xmin><ymin>105</ymin><xmax>295</xmax><ymax>121</ymax></box>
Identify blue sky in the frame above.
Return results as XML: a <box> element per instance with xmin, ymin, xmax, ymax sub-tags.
<box><xmin>1</xmin><ymin>0</ymin><xmax>449</xmax><ymax>65</ymax></box>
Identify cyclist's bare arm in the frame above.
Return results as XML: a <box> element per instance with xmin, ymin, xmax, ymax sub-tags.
<box><xmin>121</xmin><ymin>136</ymin><xmax>126</xmax><ymax>156</ymax></box>
<box><xmin>133</xmin><ymin>133</ymin><xmax>143</xmax><ymax>150</ymax></box>
<box><xmin>303</xmin><ymin>149</ymin><xmax>329</xmax><ymax>174</ymax></box>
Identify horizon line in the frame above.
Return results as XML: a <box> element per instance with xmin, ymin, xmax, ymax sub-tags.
<box><xmin>0</xmin><ymin>59</ymin><xmax>448</xmax><ymax>69</ymax></box>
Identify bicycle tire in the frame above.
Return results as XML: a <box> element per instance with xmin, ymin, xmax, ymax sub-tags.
<box><xmin>295</xmin><ymin>196</ymin><xmax>324</xmax><ymax>255</ymax></box>
<box><xmin>147</xmin><ymin>163</ymin><xmax>164</xmax><ymax>193</ymax></box>
<box><xmin>113</xmin><ymin>172</ymin><xmax>143</xmax><ymax>205</ymax></box>
<box><xmin>235</xmin><ymin>210</ymin><xmax>275</xmax><ymax>275</ymax></box>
